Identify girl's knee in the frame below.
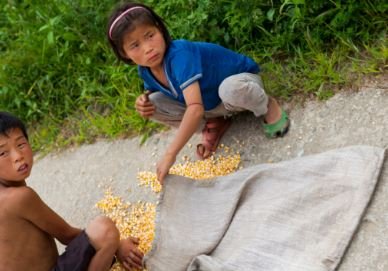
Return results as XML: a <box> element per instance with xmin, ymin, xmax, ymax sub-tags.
<box><xmin>147</xmin><ymin>92</ymin><xmax>186</xmax><ymax>125</ymax></box>
<box><xmin>86</xmin><ymin>216</ymin><xmax>120</xmax><ymax>250</ymax></box>
<box><xmin>219</xmin><ymin>73</ymin><xmax>265</xmax><ymax>103</ymax></box>
<box><xmin>219</xmin><ymin>73</ymin><xmax>268</xmax><ymax>114</ymax></box>
<box><xmin>148</xmin><ymin>92</ymin><xmax>167</xmax><ymax>108</ymax></box>
<box><xmin>219</xmin><ymin>74</ymin><xmax>242</xmax><ymax>101</ymax></box>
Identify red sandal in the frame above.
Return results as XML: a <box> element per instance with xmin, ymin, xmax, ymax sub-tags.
<box><xmin>196</xmin><ymin>117</ymin><xmax>232</xmax><ymax>160</ymax></box>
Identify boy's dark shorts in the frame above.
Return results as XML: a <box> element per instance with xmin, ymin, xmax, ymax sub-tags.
<box><xmin>51</xmin><ymin>230</ymin><xmax>96</xmax><ymax>271</ymax></box>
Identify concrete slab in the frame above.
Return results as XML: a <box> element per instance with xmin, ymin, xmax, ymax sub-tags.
<box><xmin>28</xmin><ymin>75</ymin><xmax>388</xmax><ymax>270</ymax></box>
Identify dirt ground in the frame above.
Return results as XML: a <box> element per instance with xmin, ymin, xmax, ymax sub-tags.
<box><xmin>28</xmin><ymin>74</ymin><xmax>388</xmax><ymax>270</ymax></box>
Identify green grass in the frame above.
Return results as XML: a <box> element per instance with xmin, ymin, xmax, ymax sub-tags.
<box><xmin>0</xmin><ymin>0</ymin><xmax>387</xmax><ymax>154</ymax></box>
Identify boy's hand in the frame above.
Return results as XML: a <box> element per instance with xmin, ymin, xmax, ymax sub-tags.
<box><xmin>116</xmin><ymin>237</ymin><xmax>144</xmax><ymax>270</ymax></box>
<box><xmin>157</xmin><ymin>152</ymin><xmax>176</xmax><ymax>185</ymax></box>
<box><xmin>135</xmin><ymin>91</ymin><xmax>155</xmax><ymax>118</ymax></box>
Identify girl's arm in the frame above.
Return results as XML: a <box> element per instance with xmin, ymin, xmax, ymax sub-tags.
<box><xmin>165</xmin><ymin>81</ymin><xmax>204</xmax><ymax>156</ymax></box>
<box><xmin>14</xmin><ymin>186</ymin><xmax>81</xmax><ymax>245</ymax></box>
<box><xmin>157</xmin><ymin>81</ymin><xmax>204</xmax><ymax>183</ymax></box>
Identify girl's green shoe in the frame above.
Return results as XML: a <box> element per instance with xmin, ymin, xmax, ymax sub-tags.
<box><xmin>262</xmin><ymin>110</ymin><xmax>290</xmax><ymax>138</ymax></box>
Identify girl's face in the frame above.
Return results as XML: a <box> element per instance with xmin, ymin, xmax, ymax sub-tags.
<box><xmin>122</xmin><ymin>24</ymin><xmax>166</xmax><ymax>70</ymax></box>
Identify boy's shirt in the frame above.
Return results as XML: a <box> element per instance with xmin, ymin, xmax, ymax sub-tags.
<box><xmin>139</xmin><ymin>39</ymin><xmax>260</xmax><ymax>110</ymax></box>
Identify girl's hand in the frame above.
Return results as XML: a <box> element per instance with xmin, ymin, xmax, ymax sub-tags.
<box><xmin>116</xmin><ymin>237</ymin><xmax>144</xmax><ymax>270</ymax></box>
<box><xmin>156</xmin><ymin>152</ymin><xmax>176</xmax><ymax>185</ymax></box>
<box><xmin>135</xmin><ymin>92</ymin><xmax>155</xmax><ymax>118</ymax></box>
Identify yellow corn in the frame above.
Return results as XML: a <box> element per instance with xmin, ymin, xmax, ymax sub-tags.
<box><xmin>138</xmin><ymin>146</ymin><xmax>241</xmax><ymax>193</ymax></box>
<box><xmin>96</xmin><ymin>145</ymin><xmax>242</xmax><ymax>271</ymax></box>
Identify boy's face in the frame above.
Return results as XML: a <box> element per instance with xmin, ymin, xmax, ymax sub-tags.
<box><xmin>0</xmin><ymin>128</ymin><xmax>33</xmax><ymax>185</ymax></box>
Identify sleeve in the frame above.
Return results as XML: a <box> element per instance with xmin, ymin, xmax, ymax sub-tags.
<box><xmin>169</xmin><ymin>42</ymin><xmax>203</xmax><ymax>91</ymax></box>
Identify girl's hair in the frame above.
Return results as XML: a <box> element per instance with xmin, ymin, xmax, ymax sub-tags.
<box><xmin>107</xmin><ymin>2</ymin><xmax>172</xmax><ymax>65</ymax></box>
<box><xmin>0</xmin><ymin>112</ymin><xmax>28</xmax><ymax>140</ymax></box>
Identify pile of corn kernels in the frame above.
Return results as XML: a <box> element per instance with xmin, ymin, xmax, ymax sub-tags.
<box><xmin>96</xmin><ymin>145</ymin><xmax>242</xmax><ymax>271</ymax></box>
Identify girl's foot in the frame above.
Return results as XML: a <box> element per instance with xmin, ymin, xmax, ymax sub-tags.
<box><xmin>196</xmin><ymin>117</ymin><xmax>232</xmax><ymax>160</ymax></box>
<box><xmin>262</xmin><ymin>97</ymin><xmax>290</xmax><ymax>138</ymax></box>
<box><xmin>264</xmin><ymin>97</ymin><xmax>282</xmax><ymax>124</ymax></box>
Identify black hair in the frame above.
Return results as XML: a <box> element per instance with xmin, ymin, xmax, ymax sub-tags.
<box><xmin>0</xmin><ymin>112</ymin><xmax>29</xmax><ymax>140</ymax></box>
<box><xmin>107</xmin><ymin>2</ymin><xmax>172</xmax><ymax>65</ymax></box>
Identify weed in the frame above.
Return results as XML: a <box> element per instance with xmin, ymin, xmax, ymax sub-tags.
<box><xmin>0</xmin><ymin>0</ymin><xmax>386</xmax><ymax>152</ymax></box>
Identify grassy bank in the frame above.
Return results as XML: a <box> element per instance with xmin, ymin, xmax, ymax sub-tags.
<box><xmin>1</xmin><ymin>0</ymin><xmax>387</xmax><ymax>153</ymax></box>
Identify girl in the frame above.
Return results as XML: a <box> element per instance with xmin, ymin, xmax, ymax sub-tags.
<box><xmin>107</xmin><ymin>2</ymin><xmax>290</xmax><ymax>184</ymax></box>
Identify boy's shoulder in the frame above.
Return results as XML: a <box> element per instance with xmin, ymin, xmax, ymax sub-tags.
<box><xmin>0</xmin><ymin>185</ymin><xmax>37</xmax><ymax>200</ymax></box>
<box><xmin>0</xmin><ymin>186</ymin><xmax>40</xmax><ymax>214</ymax></box>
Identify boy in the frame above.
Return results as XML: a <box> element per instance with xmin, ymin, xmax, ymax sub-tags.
<box><xmin>0</xmin><ymin>112</ymin><xmax>143</xmax><ymax>271</ymax></box>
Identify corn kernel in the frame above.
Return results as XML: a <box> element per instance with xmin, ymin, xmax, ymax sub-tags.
<box><xmin>97</xmin><ymin>145</ymin><xmax>242</xmax><ymax>271</ymax></box>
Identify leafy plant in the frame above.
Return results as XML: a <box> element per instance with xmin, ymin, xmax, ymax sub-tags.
<box><xmin>0</xmin><ymin>0</ymin><xmax>386</xmax><ymax>152</ymax></box>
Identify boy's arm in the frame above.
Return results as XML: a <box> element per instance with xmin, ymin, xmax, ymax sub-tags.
<box><xmin>156</xmin><ymin>81</ymin><xmax>204</xmax><ymax>183</ymax></box>
<box><xmin>14</xmin><ymin>186</ymin><xmax>81</xmax><ymax>245</ymax></box>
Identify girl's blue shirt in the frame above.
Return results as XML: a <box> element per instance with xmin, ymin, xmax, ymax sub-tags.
<box><xmin>138</xmin><ymin>39</ymin><xmax>259</xmax><ymax>110</ymax></box>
